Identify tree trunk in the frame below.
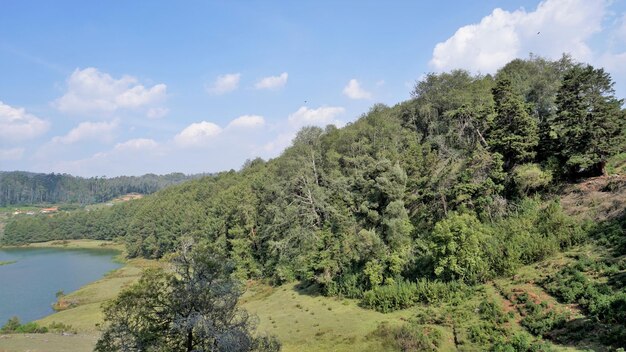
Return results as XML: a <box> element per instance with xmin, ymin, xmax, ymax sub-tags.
<box><xmin>186</xmin><ymin>329</ymin><xmax>193</xmax><ymax>351</ymax></box>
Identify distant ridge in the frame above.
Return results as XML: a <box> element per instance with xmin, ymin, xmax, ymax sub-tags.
<box><xmin>0</xmin><ymin>171</ymin><xmax>208</xmax><ymax>206</ymax></box>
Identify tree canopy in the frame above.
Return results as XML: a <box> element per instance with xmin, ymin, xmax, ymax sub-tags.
<box><xmin>95</xmin><ymin>240</ymin><xmax>280</xmax><ymax>352</ymax></box>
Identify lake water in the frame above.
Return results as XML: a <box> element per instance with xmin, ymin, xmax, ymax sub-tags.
<box><xmin>0</xmin><ymin>247</ymin><xmax>121</xmax><ymax>324</ymax></box>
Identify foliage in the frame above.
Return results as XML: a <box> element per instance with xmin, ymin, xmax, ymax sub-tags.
<box><xmin>360</xmin><ymin>279</ymin><xmax>468</xmax><ymax>313</ymax></box>
<box><xmin>511</xmin><ymin>163</ymin><xmax>553</xmax><ymax>195</ymax></box>
<box><xmin>488</xmin><ymin>77</ymin><xmax>539</xmax><ymax>169</ymax></box>
<box><xmin>0</xmin><ymin>317</ymin><xmax>48</xmax><ymax>334</ymax></box>
<box><xmin>95</xmin><ymin>240</ymin><xmax>280</xmax><ymax>352</ymax></box>
<box><xmin>429</xmin><ymin>212</ymin><xmax>489</xmax><ymax>284</ymax></box>
<box><xmin>370</xmin><ymin>321</ymin><xmax>442</xmax><ymax>352</ymax></box>
<box><xmin>0</xmin><ymin>171</ymin><xmax>199</xmax><ymax>206</ymax></box>
<box><xmin>551</xmin><ymin>64</ymin><xmax>625</xmax><ymax>176</ymax></box>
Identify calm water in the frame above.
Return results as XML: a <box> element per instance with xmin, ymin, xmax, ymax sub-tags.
<box><xmin>0</xmin><ymin>247</ymin><xmax>121</xmax><ymax>324</ymax></box>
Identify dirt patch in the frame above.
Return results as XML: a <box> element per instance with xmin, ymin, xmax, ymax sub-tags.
<box><xmin>560</xmin><ymin>175</ymin><xmax>626</xmax><ymax>222</ymax></box>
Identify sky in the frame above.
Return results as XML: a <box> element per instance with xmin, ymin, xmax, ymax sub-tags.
<box><xmin>1</xmin><ymin>0</ymin><xmax>625</xmax><ymax>177</ymax></box>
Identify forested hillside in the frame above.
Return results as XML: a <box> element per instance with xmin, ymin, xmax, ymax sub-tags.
<box><xmin>0</xmin><ymin>171</ymin><xmax>202</xmax><ymax>206</ymax></box>
<box><xmin>3</xmin><ymin>55</ymin><xmax>626</xmax><ymax>350</ymax></box>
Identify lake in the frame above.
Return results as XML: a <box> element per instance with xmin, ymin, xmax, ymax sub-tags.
<box><xmin>0</xmin><ymin>247</ymin><xmax>121</xmax><ymax>324</ymax></box>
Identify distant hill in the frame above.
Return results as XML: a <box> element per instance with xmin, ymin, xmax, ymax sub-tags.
<box><xmin>0</xmin><ymin>171</ymin><xmax>205</xmax><ymax>206</ymax></box>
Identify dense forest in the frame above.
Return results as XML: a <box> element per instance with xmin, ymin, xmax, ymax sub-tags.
<box><xmin>3</xmin><ymin>55</ymin><xmax>626</xmax><ymax>350</ymax></box>
<box><xmin>0</xmin><ymin>171</ymin><xmax>203</xmax><ymax>206</ymax></box>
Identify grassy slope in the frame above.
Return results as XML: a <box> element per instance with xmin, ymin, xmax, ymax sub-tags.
<box><xmin>241</xmin><ymin>282</ymin><xmax>440</xmax><ymax>352</ymax></box>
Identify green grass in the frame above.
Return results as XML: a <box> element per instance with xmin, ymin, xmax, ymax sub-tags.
<box><xmin>0</xmin><ymin>261</ymin><xmax>16</xmax><ymax>266</ymax></box>
<box><xmin>36</xmin><ymin>257</ymin><xmax>154</xmax><ymax>332</ymax></box>
<box><xmin>241</xmin><ymin>281</ymin><xmax>451</xmax><ymax>352</ymax></box>
<box><xmin>607</xmin><ymin>152</ymin><xmax>626</xmax><ymax>175</ymax></box>
<box><xmin>0</xmin><ymin>333</ymin><xmax>98</xmax><ymax>352</ymax></box>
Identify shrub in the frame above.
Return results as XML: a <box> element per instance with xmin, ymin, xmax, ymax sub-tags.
<box><xmin>512</xmin><ymin>163</ymin><xmax>553</xmax><ymax>194</ymax></box>
<box><xmin>0</xmin><ymin>317</ymin><xmax>48</xmax><ymax>334</ymax></box>
<box><xmin>371</xmin><ymin>321</ymin><xmax>442</xmax><ymax>352</ymax></box>
<box><xmin>361</xmin><ymin>279</ymin><xmax>468</xmax><ymax>312</ymax></box>
<box><xmin>519</xmin><ymin>301</ymin><xmax>569</xmax><ymax>337</ymax></box>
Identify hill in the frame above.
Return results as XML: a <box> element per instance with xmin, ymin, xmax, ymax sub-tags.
<box><xmin>0</xmin><ymin>171</ymin><xmax>203</xmax><ymax>207</ymax></box>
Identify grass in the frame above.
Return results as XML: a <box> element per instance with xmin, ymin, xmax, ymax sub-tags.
<box><xmin>0</xmin><ymin>333</ymin><xmax>99</xmax><ymax>352</ymax></box>
<box><xmin>36</xmin><ymin>257</ymin><xmax>156</xmax><ymax>331</ymax></box>
<box><xmin>0</xmin><ymin>240</ymin><xmax>154</xmax><ymax>352</ymax></box>
<box><xmin>14</xmin><ymin>239</ymin><xmax>125</xmax><ymax>251</ymax></box>
<box><xmin>0</xmin><ymin>261</ymin><xmax>16</xmax><ymax>266</ymax></box>
<box><xmin>241</xmin><ymin>281</ymin><xmax>447</xmax><ymax>352</ymax></box>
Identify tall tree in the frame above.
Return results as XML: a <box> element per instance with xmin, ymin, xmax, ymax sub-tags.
<box><xmin>488</xmin><ymin>78</ymin><xmax>539</xmax><ymax>169</ymax></box>
<box><xmin>95</xmin><ymin>240</ymin><xmax>280</xmax><ymax>352</ymax></box>
<box><xmin>552</xmin><ymin>64</ymin><xmax>625</xmax><ymax>176</ymax></box>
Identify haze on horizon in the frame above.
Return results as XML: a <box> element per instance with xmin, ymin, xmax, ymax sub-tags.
<box><xmin>1</xmin><ymin>0</ymin><xmax>625</xmax><ymax>177</ymax></box>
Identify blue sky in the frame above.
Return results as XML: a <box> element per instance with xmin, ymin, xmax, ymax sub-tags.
<box><xmin>1</xmin><ymin>0</ymin><xmax>625</xmax><ymax>177</ymax></box>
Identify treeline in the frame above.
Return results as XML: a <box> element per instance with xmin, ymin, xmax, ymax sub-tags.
<box><xmin>0</xmin><ymin>171</ymin><xmax>203</xmax><ymax>206</ymax></box>
<box><xmin>4</xmin><ymin>55</ymin><xmax>625</xmax><ymax>301</ymax></box>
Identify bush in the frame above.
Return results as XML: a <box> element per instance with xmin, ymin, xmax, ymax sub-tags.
<box><xmin>492</xmin><ymin>332</ymin><xmax>556</xmax><ymax>352</ymax></box>
<box><xmin>512</xmin><ymin>164</ymin><xmax>553</xmax><ymax>194</ymax></box>
<box><xmin>519</xmin><ymin>301</ymin><xmax>569</xmax><ymax>337</ymax></box>
<box><xmin>371</xmin><ymin>321</ymin><xmax>442</xmax><ymax>352</ymax></box>
<box><xmin>0</xmin><ymin>317</ymin><xmax>48</xmax><ymax>334</ymax></box>
<box><xmin>361</xmin><ymin>279</ymin><xmax>468</xmax><ymax>312</ymax></box>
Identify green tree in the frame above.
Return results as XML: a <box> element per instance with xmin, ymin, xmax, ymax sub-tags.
<box><xmin>429</xmin><ymin>212</ymin><xmax>489</xmax><ymax>284</ymax></box>
<box><xmin>95</xmin><ymin>240</ymin><xmax>280</xmax><ymax>352</ymax></box>
<box><xmin>488</xmin><ymin>78</ymin><xmax>539</xmax><ymax>169</ymax></box>
<box><xmin>552</xmin><ymin>64</ymin><xmax>625</xmax><ymax>176</ymax></box>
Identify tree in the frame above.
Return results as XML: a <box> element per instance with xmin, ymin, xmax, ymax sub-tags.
<box><xmin>429</xmin><ymin>212</ymin><xmax>489</xmax><ymax>284</ymax></box>
<box><xmin>552</xmin><ymin>64</ymin><xmax>625</xmax><ymax>176</ymax></box>
<box><xmin>488</xmin><ymin>78</ymin><xmax>539</xmax><ymax>169</ymax></box>
<box><xmin>95</xmin><ymin>240</ymin><xmax>280</xmax><ymax>352</ymax></box>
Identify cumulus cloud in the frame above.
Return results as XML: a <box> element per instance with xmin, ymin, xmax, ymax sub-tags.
<box><xmin>0</xmin><ymin>101</ymin><xmax>49</xmax><ymax>142</ymax></box>
<box><xmin>430</xmin><ymin>0</ymin><xmax>606</xmax><ymax>72</ymax></box>
<box><xmin>288</xmin><ymin>106</ymin><xmax>345</xmax><ymax>128</ymax></box>
<box><xmin>207</xmin><ymin>73</ymin><xmax>241</xmax><ymax>95</ymax></box>
<box><xmin>227</xmin><ymin>115</ymin><xmax>265</xmax><ymax>129</ymax></box>
<box><xmin>343</xmin><ymin>79</ymin><xmax>372</xmax><ymax>99</ymax></box>
<box><xmin>114</xmin><ymin>138</ymin><xmax>158</xmax><ymax>151</ymax></box>
<box><xmin>54</xmin><ymin>68</ymin><xmax>167</xmax><ymax>115</ymax></box>
<box><xmin>0</xmin><ymin>148</ymin><xmax>24</xmax><ymax>160</ymax></box>
<box><xmin>174</xmin><ymin>121</ymin><xmax>223</xmax><ymax>147</ymax></box>
<box><xmin>52</xmin><ymin>120</ymin><xmax>118</xmax><ymax>144</ymax></box>
<box><xmin>260</xmin><ymin>106</ymin><xmax>346</xmax><ymax>155</ymax></box>
<box><xmin>147</xmin><ymin>107</ymin><xmax>169</xmax><ymax>119</ymax></box>
<box><xmin>254</xmin><ymin>72</ymin><xmax>288</xmax><ymax>90</ymax></box>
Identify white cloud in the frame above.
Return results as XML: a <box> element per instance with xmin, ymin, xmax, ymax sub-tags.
<box><xmin>260</xmin><ymin>106</ymin><xmax>346</xmax><ymax>155</ymax></box>
<box><xmin>254</xmin><ymin>72</ymin><xmax>288</xmax><ymax>90</ymax></box>
<box><xmin>54</xmin><ymin>67</ymin><xmax>167</xmax><ymax>115</ymax></box>
<box><xmin>52</xmin><ymin>120</ymin><xmax>118</xmax><ymax>144</ymax></box>
<box><xmin>430</xmin><ymin>0</ymin><xmax>606</xmax><ymax>72</ymax></box>
<box><xmin>0</xmin><ymin>101</ymin><xmax>49</xmax><ymax>142</ymax></box>
<box><xmin>288</xmin><ymin>106</ymin><xmax>346</xmax><ymax>127</ymax></box>
<box><xmin>147</xmin><ymin>107</ymin><xmax>169</xmax><ymax>119</ymax></box>
<box><xmin>0</xmin><ymin>148</ymin><xmax>24</xmax><ymax>160</ymax></box>
<box><xmin>207</xmin><ymin>73</ymin><xmax>241</xmax><ymax>95</ymax></box>
<box><xmin>342</xmin><ymin>79</ymin><xmax>372</xmax><ymax>99</ymax></box>
<box><xmin>174</xmin><ymin>121</ymin><xmax>223</xmax><ymax>147</ymax></box>
<box><xmin>114</xmin><ymin>138</ymin><xmax>158</xmax><ymax>151</ymax></box>
<box><xmin>227</xmin><ymin>115</ymin><xmax>265</xmax><ymax>129</ymax></box>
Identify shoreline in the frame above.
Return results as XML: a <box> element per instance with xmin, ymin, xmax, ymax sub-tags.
<box><xmin>0</xmin><ymin>239</ymin><xmax>125</xmax><ymax>252</ymax></box>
